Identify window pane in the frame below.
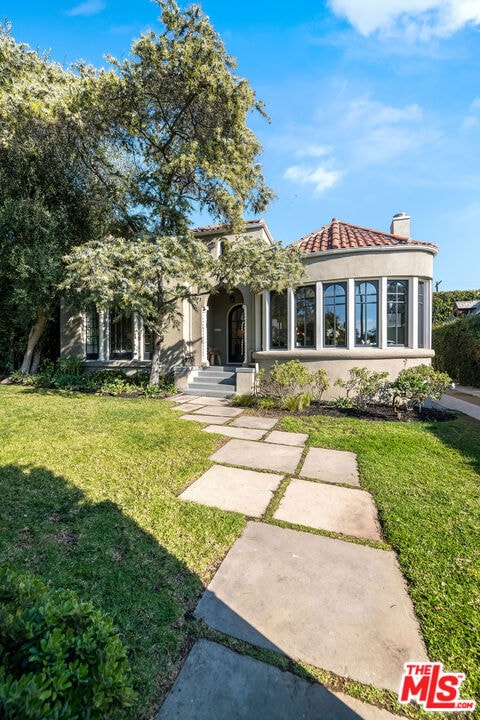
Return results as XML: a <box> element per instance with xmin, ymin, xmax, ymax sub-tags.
<box><xmin>270</xmin><ymin>290</ymin><xmax>288</xmax><ymax>348</ymax></box>
<box><xmin>296</xmin><ymin>286</ymin><xmax>316</xmax><ymax>347</ymax></box>
<box><xmin>387</xmin><ymin>280</ymin><xmax>408</xmax><ymax>346</ymax></box>
<box><xmin>85</xmin><ymin>304</ymin><xmax>99</xmax><ymax>359</ymax></box>
<box><xmin>324</xmin><ymin>283</ymin><xmax>346</xmax><ymax>347</ymax></box>
<box><xmin>110</xmin><ymin>311</ymin><xmax>133</xmax><ymax>359</ymax></box>
<box><xmin>418</xmin><ymin>281</ymin><xmax>425</xmax><ymax>349</ymax></box>
<box><xmin>355</xmin><ymin>281</ymin><xmax>378</xmax><ymax>346</ymax></box>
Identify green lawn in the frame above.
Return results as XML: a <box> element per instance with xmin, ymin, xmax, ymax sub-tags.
<box><xmin>1</xmin><ymin>386</ymin><xmax>479</xmax><ymax>718</ymax></box>
<box><xmin>280</xmin><ymin>411</ymin><xmax>480</xmax><ymax>707</ymax></box>
<box><xmin>0</xmin><ymin>386</ymin><xmax>245</xmax><ymax>719</ymax></box>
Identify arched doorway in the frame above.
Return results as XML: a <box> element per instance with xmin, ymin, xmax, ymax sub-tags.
<box><xmin>228</xmin><ymin>304</ymin><xmax>245</xmax><ymax>364</ymax></box>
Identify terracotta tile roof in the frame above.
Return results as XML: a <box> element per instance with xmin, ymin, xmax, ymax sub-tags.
<box><xmin>294</xmin><ymin>218</ymin><xmax>437</xmax><ymax>254</ymax></box>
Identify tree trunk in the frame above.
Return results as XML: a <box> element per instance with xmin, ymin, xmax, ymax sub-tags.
<box><xmin>20</xmin><ymin>308</ymin><xmax>48</xmax><ymax>374</ymax></box>
<box><xmin>149</xmin><ymin>329</ymin><xmax>163</xmax><ymax>385</ymax></box>
<box><xmin>30</xmin><ymin>346</ymin><xmax>42</xmax><ymax>374</ymax></box>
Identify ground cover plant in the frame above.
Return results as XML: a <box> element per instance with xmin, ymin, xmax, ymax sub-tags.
<box><xmin>280</xmin><ymin>410</ymin><xmax>480</xmax><ymax>706</ymax></box>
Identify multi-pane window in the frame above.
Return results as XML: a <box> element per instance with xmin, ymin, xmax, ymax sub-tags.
<box><xmin>85</xmin><ymin>305</ymin><xmax>99</xmax><ymax>359</ymax></box>
<box><xmin>110</xmin><ymin>311</ymin><xmax>133</xmax><ymax>359</ymax></box>
<box><xmin>355</xmin><ymin>281</ymin><xmax>378</xmax><ymax>346</ymax></box>
<box><xmin>270</xmin><ymin>290</ymin><xmax>288</xmax><ymax>348</ymax></box>
<box><xmin>295</xmin><ymin>286</ymin><xmax>316</xmax><ymax>347</ymax></box>
<box><xmin>387</xmin><ymin>280</ymin><xmax>408</xmax><ymax>346</ymax></box>
<box><xmin>418</xmin><ymin>280</ymin><xmax>425</xmax><ymax>349</ymax></box>
<box><xmin>324</xmin><ymin>283</ymin><xmax>346</xmax><ymax>347</ymax></box>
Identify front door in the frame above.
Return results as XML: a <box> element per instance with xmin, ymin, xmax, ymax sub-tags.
<box><xmin>228</xmin><ymin>305</ymin><xmax>244</xmax><ymax>364</ymax></box>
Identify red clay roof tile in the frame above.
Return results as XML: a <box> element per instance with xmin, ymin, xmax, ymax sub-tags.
<box><xmin>294</xmin><ymin>218</ymin><xmax>437</xmax><ymax>254</ymax></box>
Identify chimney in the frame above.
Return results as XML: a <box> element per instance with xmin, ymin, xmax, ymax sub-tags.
<box><xmin>390</xmin><ymin>212</ymin><xmax>410</xmax><ymax>238</ymax></box>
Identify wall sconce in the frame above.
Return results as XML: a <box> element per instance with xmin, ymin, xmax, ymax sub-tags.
<box><xmin>230</xmin><ymin>294</ymin><xmax>235</xmax><ymax>303</ymax></box>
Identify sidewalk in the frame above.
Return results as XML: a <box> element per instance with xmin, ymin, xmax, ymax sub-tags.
<box><xmin>437</xmin><ymin>385</ymin><xmax>480</xmax><ymax>421</ymax></box>
<box><xmin>157</xmin><ymin>395</ymin><xmax>427</xmax><ymax>719</ymax></box>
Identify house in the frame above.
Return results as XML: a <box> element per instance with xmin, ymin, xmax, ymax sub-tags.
<box><xmin>452</xmin><ymin>299</ymin><xmax>480</xmax><ymax>317</ymax></box>
<box><xmin>60</xmin><ymin>212</ymin><xmax>437</xmax><ymax>398</ymax></box>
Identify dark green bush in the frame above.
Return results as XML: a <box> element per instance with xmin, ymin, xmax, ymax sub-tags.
<box><xmin>0</xmin><ymin>568</ymin><xmax>134</xmax><ymax>719</ymax></box>
<box><xmin>391</xmin><ymin>364</ymin><xmax>452</xmax><ymax>409</ymax></box>
<box><xmin>433</xmin><ymin>315</ymin><xmax>480</xmax><ymax>386</ymax></box>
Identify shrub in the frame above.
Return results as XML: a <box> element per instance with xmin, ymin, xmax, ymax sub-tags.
<box><xmin>391</xmin><ymin>364</ymin><xmax>452</xmax><ymax>409</ymax></box>
<box><xmin>256</xmin><ymin>360</ymin><xmax>330</xmax><ymax>409</ymax></box>
<box><xmin>0</xmin><ymin>568</ymin><xmax>134</xmax><ymax>719</ymax></box>
<box><xmin>335</xmin><ymin>367</ymin><xmax>389</xmax><ymax>408</ymax></box>
<box><xmin>433</xmin><ymin>315</ymin><xmax>480</xmax><ymax>386</ymax></box>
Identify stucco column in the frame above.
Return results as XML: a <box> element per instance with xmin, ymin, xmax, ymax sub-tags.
<box><xmin>347</xmin><ymin>278</ymin><xmax>355</xmax><ymax>349</ymax></box>
<box><xmin>380</xmin><ymin>277</ymin><xmax>388</xmax><ymax>350</ymax></box>
<box><xmin>287</xmin><ymin>287</ymin><xmax>295</xmax><ymax>351</ymax></box>
<box><xmin>133</xmin><ymin>314</ymin><xmax>140</xmax><ymax>360</ymax></box>
<box><xmin>316</xmin><ymin>281</ymin><xmax>323</xmax><ymax>349</ymax></box>
<box><xmin>411</xmin><ymin>278</ymin><xmax>419</xmax><ymax>350</ymax></box>
<box><xmin>98</xmin><ymin>310</ymin><xmax>106</xmax><ymax>361</ymax></box>
<box><xmin>242</xmin><ymin>303</ymin><xmax>248</xmax><ymax>365</ymax></box>
<box><xmin>264</xmin><ymin>291</ymin><xmax>271</xmax><ymax>350</ymax></box>
<box><xmin>201</xmin><ymin>305</ymin><xmax>208</xmax><ymax>365</ymax></box>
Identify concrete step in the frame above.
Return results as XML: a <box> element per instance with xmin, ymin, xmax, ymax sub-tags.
<box><xmin>183</xmin><ymin>387</ymin><xmax>235</xmax><ymax>398</ymax></box>
<box><xmin>186</xmin><ymin>367</ymin><xmax>237</xmax><ymax>398</ymax></box>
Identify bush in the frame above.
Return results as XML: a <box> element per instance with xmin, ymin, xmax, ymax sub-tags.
<box><xmin>0</xmin><ymin>568</ymin><xmax>134</xmax><ymax>719</ymax></box>
<box><xmin>256</xmin><ymin>360</ymin><xmax>329</xmax><ymax>409</ymax></box>
<box><xmin>433</xmin><ymin>315</ymin><xmax>480</xmax><ymax>386</ymax></box>
<box><xmin>335</xmin><ymin>367</ymin><xmax>389</xmax><ymax>408</ymax></box>
<box><xmin>391</xmin><ymin>364</ymin><xmax>452</xmax><ymax>409</ymax></box>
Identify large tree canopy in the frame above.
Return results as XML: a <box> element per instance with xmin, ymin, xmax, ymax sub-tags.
<box><xmin>1</xmin><ymin>1</ymin><xmax>303</xmax><ymax>379</ymax></box>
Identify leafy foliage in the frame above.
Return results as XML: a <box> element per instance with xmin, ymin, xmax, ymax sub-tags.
<box><xmin>391</xmin><ymin>364</ymin><xmax>452</xmax><ymax>409</ymax></box>
<box><xmin>335</xmin><ymin>367</ymin><xmax>389</xmax><ymax>408</ymax></box>
<box><xmin>432</xmin><ymin>289</ymin><xmax>480</xmax><ymax>327</ymax></box>
<box><xmin>256</xmin><ymin>360</ymin><xmax>330</xmax><ymax>408</ymax></box>
<box><xmin>433</xmin><ymin>315</ymin><xmax>480</xmax><ymax>385</ymax></box>
<box><xmin>0</xmin><ymin>568</ymin><xmax>134</xmax><ymax>719</ymax></box>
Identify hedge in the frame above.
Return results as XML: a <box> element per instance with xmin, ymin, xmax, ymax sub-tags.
<box><xmin>432</xmin><ymin>315</ymin><xmax>480</xmax><ymax>386</ymax></box>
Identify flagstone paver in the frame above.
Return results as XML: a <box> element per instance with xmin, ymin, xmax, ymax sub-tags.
<box><xmin>171</xmin><ymin>402</ymin><xmax>203</xmax><ymax>412</ymax></box>
<box><xmin>230</xmin><ymin>415</ymin><xmax>278</xmax><ymax>430</ymax></box>
<box><xmin>195</xmin><ymin>522</ymin><xmax>428</xmax><ymax>692</ymax></box>
<box><xmin>180</xmin><ymin>414</ymin><xmax>228</xmax><ymax>424</ymax></box>
<box><xmin>179</xmin><ymin>465</ymin><xmax>283</xmax><ymax>517</ymax></box>
<box><xmin>264</xmin><ymin>429</ymin><xmax>308</xmax><ymax>447</ymax></box>
<box><xmin>210</xmin><ymin>438</ymin><xmax>303</xmax><ymax>474</ymax></box>
<box><xmin>192</xmin><ymin>405</ymin><xmax>243</xmax><ymax>417</ymax></box>
<box><xmin>274</xmin><ymin>478</ymin><xmax>383</xmax><ymax>541</ymax></box>
<box><xmin>203</xmin><ymin>425</ymin><xmax>266</xmax><ymax>441</ymax></box>
<box><xmin>187</xmin><ymin>396</ymin><xmax>229</xmax><ymax>406</ymax></box>
<box><xmin>300</xmin><ymin>446</ymin><xmax>360</xmax><ymax>486</ymax></box>
<box><xmin>157</xmin><ymin>640</ymin><xmax>404</xmax><ymax>720</ymax></box>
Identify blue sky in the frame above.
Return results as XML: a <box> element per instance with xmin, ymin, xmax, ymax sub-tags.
<box><xmin>3</xmin><ymin>0</ymin><xmax>480</xmax><ymax>289</ymax></box>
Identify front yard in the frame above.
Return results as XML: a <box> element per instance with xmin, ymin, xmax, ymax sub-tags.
<box><xmin>0</xmin><ymin>386</ymin><xmax>478</xmax><ymax>717</ymax></box>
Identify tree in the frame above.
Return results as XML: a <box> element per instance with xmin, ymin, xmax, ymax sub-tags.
<box><xmin>61</xmin><ymin>234</ymin><xmax>305</xmax><ymax>384</ymax></box>
<box><xmin>61</xmin><ymin>0</ymin><xmax>306</xmax><ymax>384</ymax></box>
<box><xmin>0</xmin><ymin>27</ymin><xmax>123</xmax><ymax>374</ymax></box>
<box><xmin>432</xmin><ymin>289</ymin><xmax>480</xmax><ymax>326</ymax></box>
<box><xmin>96</xmin><ymin>0</ymin><xmax>275</xmax><ymax>235</ymax></box>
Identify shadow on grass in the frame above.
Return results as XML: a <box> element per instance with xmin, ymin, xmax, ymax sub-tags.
<box><xmin>0</xmin><ymin>464</ymin><xmax>367</xmax><ymax>720</ymax></box>
<box><xmin>424</xmin><ymin>412</ymin><xmax>480</xmax><ymax>475</ymax></box>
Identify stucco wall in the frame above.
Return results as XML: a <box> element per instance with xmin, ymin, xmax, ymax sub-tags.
<box><xmin>253</xmin><ymin>349</ymin><xmax>435</xmax><ymax>400</ymax></box>
<box><xmin>303</xmin><ymin>247</ymin><xmax>434</xmax><ymax>283</ymax></box>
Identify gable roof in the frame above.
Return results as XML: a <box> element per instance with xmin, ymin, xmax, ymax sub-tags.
<box><xmin>294</xmin><ymin>218</ymin><xmax>437</xmax><ymax>254</ymax></box>
<box><xmin>192</xmin><ymin>219</ymin><xmax>274</xmax><ymax>244</ymax></box>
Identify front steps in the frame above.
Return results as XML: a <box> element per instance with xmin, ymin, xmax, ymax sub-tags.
<box><xmin>185</xmin><ymin>366</ymin><xmax>236</xmax><ymax>398</ymax></box>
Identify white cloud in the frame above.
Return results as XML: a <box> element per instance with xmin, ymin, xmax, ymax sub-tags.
<box><xmin>67</xmin><ymin>0</ymin><xmax>105</xmax><ymax>17</ymax></box>
<box><xmin>328</xmin><ymin>0</ymin><xmax>480</xmax><ymax>38</ymax></box>
<box><xmin>284</xmin><ymin>164</ymin><xmax>343</xmax><ymax>194</ymax></box>
<box><xmin>295</xmin><ymin>145</ymin><xmax>333</xmax><ymax>158</ymax></box>
<box><xmin>344</xmin><ymin>98</ymin><xmax>423</xmax><ymax>129</ymax></box>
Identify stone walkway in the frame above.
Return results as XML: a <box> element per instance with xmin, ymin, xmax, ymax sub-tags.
<box><xmin>157</xmin><ymin>394</ymin><xmax>428</xmax><ymax>719</ymax></box>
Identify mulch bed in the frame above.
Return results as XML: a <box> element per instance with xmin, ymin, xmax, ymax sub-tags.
<box><xmin>249</xmin><ymin>403</ymin><xmax>457</xmax><ymax>423</ymax></box>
